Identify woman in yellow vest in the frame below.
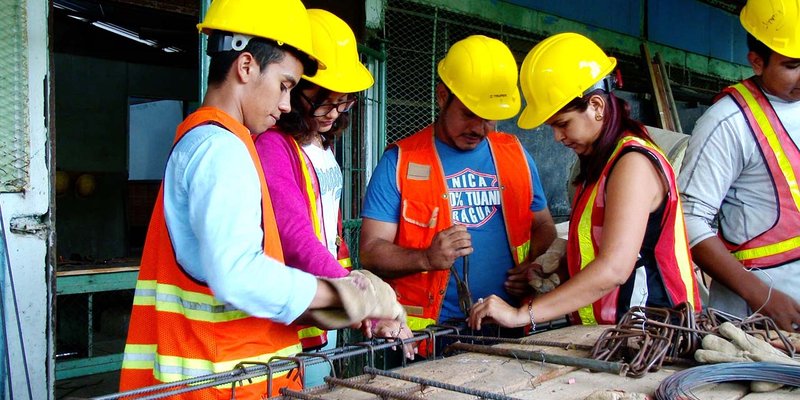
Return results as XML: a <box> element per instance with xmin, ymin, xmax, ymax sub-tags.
<box><xmin>469</xmin><ymin>33</ymin><xmax>701</xmax><ymax>330</ymax></box>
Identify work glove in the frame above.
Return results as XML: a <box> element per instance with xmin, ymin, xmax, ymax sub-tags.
<box><xmin>310</xmin><ymin>270</ymin><xmax>407</xmax><ymax>330</ymax></box>
<box><xmin>529</xmin><ymin>238</ymin><xmax>566</xmax><ymax>294</ymax></box>
<box><xmin>694</xmin><ymin>322</ymin><xmax>800</xmax><ymax>392</ymax></box>
<box><xmin>584</xmin><ymin>390</ymin><xmax>648</xmax><ymax>400</ymax></box>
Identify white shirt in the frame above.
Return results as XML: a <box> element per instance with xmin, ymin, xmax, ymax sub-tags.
<box><xmin>163</xmin><ymin>124</ymin><xmax>317</xmax><ymax>324</ymax></box>
<box><xmin>302</xmin><ymin>143</ymin><xmax>342</xmax><ymax>255</ymax></box>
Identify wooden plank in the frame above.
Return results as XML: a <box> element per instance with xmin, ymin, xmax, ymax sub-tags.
<box><xmin>56</xmin><ymin>265</ymin><xmax>139</xmax><ymax>276</ymax></box>
<box><xmin>56</xmin><ymin>269</ymin><xmax>139</xmax><ymax>295</ymax></box>
<box><xmin>309</xmin><ymin>325</ymin><xmax>800</xmax><ymax>399</ymax></box>
<box><xmin>655</xmin><ymin>52</ymin><xmax>683</xmax><ymax>133</ymax></box>
<box><xmin>642</xmin><ymin>43</ymin><xmax>677</xmax><ymax>132</ymax></box>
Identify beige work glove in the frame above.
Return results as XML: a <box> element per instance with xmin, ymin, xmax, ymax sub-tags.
<box><xmin>529</xmin><ymin>238</ymin><xmax>566</xmax><ymax>294</ymax></box>
<box><xmin>584</xmin><ymin>390</ymin><xmax>648</xmax><ymax>400</ymax></box>
<box><xmin>310</xmin><ymin>270</ymin><xmax>407</xmax><ymax>330</ymax></box>
<box><xmin>694</xmin><ymin>322</ymin><xmax>800</xmax><ymax>392</ymax></box>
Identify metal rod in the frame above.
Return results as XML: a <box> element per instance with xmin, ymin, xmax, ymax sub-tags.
<box><xmin>441</xmin><ymin>334</ymin><xmax>594</xmax><ymax>351</ymax></box>
<box><xmin>446</xmin><ymin>343</ymin><xmax>630</xmax><ymax>376</ymax></box>
<box><xmin>364</xmin><ymin>366</ymin><xmax>522</xmax><ymax>400</ymax></box>
<box><xmin>282</xmin><ymin>373</ymin><xmax>373</xmax><ymax>398</ymax></box>
<box><xmin>94</xmin><ymin>329</ymin><xmax>456</xmax><ymax>399</ymax></box>
<box><xmin>324</xmin><ymin>376</ymin><xmax>423</xmax><ymax>400</ymax></box>
<box><xmin>279</xmin><ymin>389</ymin><xmax>323</xmax><ymax>400</ymax></box>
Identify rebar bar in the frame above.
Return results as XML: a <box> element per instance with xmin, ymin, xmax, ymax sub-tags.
<box><xmin>445</xmin><ymin>343</ymin><xmax>630</xmax><ymax>376</ymax></box>
<box><xmin>281</xmin><ymin>373</ymin><xmax>374</xmax><ymax>399</ymax></box>
<box><xmin>364</xmin><ymin>366</ymin><xmax>522</xmax><ymax>400</ymax></box>
<box><xmin>324</xmin><ymin>375</ymin><xmax>423</xmax><ymax>400</ymax></box>
<box><xmin>441</xmin><ymin>334</ymin><xmax>594</xmax><ymax>351</ymax></box>
<box><xmin>93</xmin><ymin>328</ymin><xmax>457</xmax><ymax>399</ymax></box>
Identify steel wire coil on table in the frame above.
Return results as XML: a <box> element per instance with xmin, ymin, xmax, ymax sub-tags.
<box><xmin>655</xmin><ymin>362</ymin><xmax>800</xmax><ymax>400</ymax></box>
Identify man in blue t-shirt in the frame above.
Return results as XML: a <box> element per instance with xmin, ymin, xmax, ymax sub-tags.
<box><xmin>359</xmin><ymin>35</ymin><xmax>556</xmax><ymax>336</ymax></box>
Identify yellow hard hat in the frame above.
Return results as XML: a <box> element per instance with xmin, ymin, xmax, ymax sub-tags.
<box><xmin>303</xmin><ymin>9</ymin><xmax>374</xmax><ymax>93</ymax></box>
<box><xmin>517</xmin><ymin>32</ymin><xmax>617</xmax><ymax>129</ymax></box>
<box><xmin>197</xmin><ymin>0</ymin><xmax>325</xmax><ymax>70</ymax></box>
<box><xmin>437</xmin><ymin>35</ymin><xmax>521</xmax><ymax>121</ymax></box>
<box><xmin>740</xmin><ymin>0</ymin><xmax>800</xmax><ymax>58</ymax></box>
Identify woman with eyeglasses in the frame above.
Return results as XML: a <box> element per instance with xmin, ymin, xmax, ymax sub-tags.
<box><xmin>254</xmin><ymin>9</ymin><xmax>413</xmax><ymax>387</ymax></box>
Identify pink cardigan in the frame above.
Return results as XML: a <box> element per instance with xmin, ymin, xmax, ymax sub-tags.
<box><xmin>253</xmin><ymin>129</ymin><xmax>349</xmax><ymax>278</ymax></box>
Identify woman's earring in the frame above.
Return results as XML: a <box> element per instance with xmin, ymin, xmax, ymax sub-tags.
<box><xmin>595</xmin><ymin>113</ymin><xmax>603</xmax><ymax>121</ymax></box>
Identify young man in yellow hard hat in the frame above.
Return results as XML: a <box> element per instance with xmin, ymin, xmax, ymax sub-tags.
<box><xmin>119</xmin><ymin>1</ymin><xmax>404</xmax><ymax>398</ymax></box>
<box><xmin>679</xmin><ymin>0</ymin><xmax>800</xmax><ymax>332</ymax></box>
<box><xmin>359</xmin><ymin>35</ymin><xmax>556</xmax><ymax>355</ymax></box>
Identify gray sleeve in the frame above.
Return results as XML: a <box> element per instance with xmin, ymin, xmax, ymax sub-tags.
<box><xmin>678</xmin><ymin>99</ymin><xmax>747</xmax><ymax>247</ymax></box>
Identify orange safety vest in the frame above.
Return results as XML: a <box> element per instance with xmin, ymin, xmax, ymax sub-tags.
<box><xmin>717</xmin><ymin>78</ymin><xmax>800</xmax><ymax>268</ymax></box>
<box><xmin>285</xmin><ymin>135</ymin><xmax>352</xmax><ymax>350</ymax></box>
<box><xmin>567</xmin><ymin>136</ymin><xmax>701</xmax><ymax>325</ymax></box>
<box><xmin>119</xmin><ymin>107</ymin><xmax>302</xmax><ymax>399</ymax></box>
<box><xmin>391</xmin><ymin>126</ymin><xmax>534</xmax><ymax>332</ymax></box>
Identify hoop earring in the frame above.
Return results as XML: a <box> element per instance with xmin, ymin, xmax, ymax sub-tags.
<box><xmin>595</xmin><ymin>113</ymin><xmax>603</xmax><ymax>121</ymax></box>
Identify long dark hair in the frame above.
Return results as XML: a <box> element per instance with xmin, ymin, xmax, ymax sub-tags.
<box><xmin>570</xmin><ymin>89</ymin><xmax>652</xmax><ymax>185</ymax></box>
<box><xmin>276</xmin><ymin>80</ymin><xmax>351</xmax><ymax>149</ymax></box>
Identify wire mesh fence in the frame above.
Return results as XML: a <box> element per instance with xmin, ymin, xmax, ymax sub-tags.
<box><xmin>339</xmin><ymin>0</ymin><xmax>554</xmax><ymax>262</ymax></box>
<box><xmin>0</xmin><ymin>0</ymin><xmax>30</xmax><ymax>192</ymax></box>
<box><xmin>384</xmin><ymin>0</ymin><xmax>546</xmax><ymax>145</ymax></box>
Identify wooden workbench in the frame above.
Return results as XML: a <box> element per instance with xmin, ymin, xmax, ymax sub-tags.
<box><xmin>299</xmin><ymin>325</ymin><xmax>798</xmax><ymax>399</ymax></box>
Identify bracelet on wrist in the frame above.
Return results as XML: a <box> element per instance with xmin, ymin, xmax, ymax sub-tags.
<box><xmin>528</xmin><ymin>299</ymin><xmax>536</xmax><ymax>333</ymax></box>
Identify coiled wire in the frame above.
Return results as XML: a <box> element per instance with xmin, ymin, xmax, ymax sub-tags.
<box><xmin>655</xmin><ymin>362</ymin><xmax>800</xmax><ymax>400</ymax></box>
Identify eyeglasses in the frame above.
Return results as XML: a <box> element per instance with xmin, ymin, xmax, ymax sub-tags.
<box><xmin>300</xmin><ymin>92</ymin><xmax>357</xmax><ymax>117</ymax></box>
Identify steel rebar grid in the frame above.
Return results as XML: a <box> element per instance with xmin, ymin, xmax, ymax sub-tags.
<box><xmin>93</xmin><ymin>327</ymin><xmax>457</xmax><ymax>400</ymax></box>
<box><xmin>281</xmin><ymin>374</ymin><xmax>374</xmax><ymax>399</ymax></box>
<box><xmin>281</xmin><ymin>374</ymin><xmax>425</xmax><ymax>400</ymax></box>
<box><xmin>322</xmin><ymin>375</ymin><xmax>424</xmax><ymax>400</ymax></box>
<box><xmin>446</xmin><ymin>343</ymin><xmax>630</xmax><ymax>376</ymax></box>
<box><xmin>364</xmin><ymin>367</ymin><xmax>522</xmax><ymax>400</ymax></box>
<box><xmin>441</xmin><ymin>334</ymin><xmax>594</xmax><ymax>351</ymax></box>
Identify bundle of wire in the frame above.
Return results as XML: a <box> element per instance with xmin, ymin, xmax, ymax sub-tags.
<box><xmin>655</xmin><ymin>362</ymin><xmax>800</xmax><ymax>400</ymax></box>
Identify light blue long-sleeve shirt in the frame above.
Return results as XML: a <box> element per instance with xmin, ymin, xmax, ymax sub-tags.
<box><xmin>163</xmin><ymin>124</ymin><xmax>317</xmax><ymax>324</ymax></box>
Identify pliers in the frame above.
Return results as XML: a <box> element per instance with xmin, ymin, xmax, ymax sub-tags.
<box><xmin>451</xmin><ymin>255</ymin><xmax>472</xmax><ymax>317</ymax></box>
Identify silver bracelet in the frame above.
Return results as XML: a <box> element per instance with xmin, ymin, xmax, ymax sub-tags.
<box><xmin>528</xmin><ymin>299</ymin><xmax>536</xmax><ymax>333</ymax></box>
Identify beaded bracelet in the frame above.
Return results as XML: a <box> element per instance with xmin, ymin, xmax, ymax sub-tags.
<box><xmin>528</xmin><ymin>299</ymin><xmax>536</xmax><ymax>333</ymax></box>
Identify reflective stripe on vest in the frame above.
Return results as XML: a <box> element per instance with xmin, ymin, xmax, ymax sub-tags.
<box><xmin>569</xmin><ymin>136</ymin><xmax>700</xmax><ymax>325</ymax></box>
<box><xmin>392</xmin><ymin>126</ymin><xmax>534</xmax><ymax>332</ymax></box>
<box><xmin>574</xmin><ymin>181</ymin><xmax>602</xmax><ymax>325</ymax></box>
<box><xmin>122</xmin><ymin>343</ymin><xmax>299</xmax><ymax>385</ymax></box>
<box><xmin>406</xmin><ymin>316</ymin><xmax>437</xmax><ymax>331</ymax></box>
<box><xmin>720</xmin><ymin>79</ymin><xmax>800</xmax><ymax>268</ymax></box>
<box><xmin>133</xmin><ymin>280</ymin><xmax>250</xmax><ymax>322</ymax></box>
<box><xmin>287</xmin><ymin>136</ymin><xmax>352</xmax><ymax>349</ymax></box>
<box><xmin>120</xmin><ymin>108</ymin><xmax>302</xmax><ymax>397</ymax></box>
<box><xmin>291</xmin><ymin>138</ymin><xmax>324</xmax><ymax>240</ymax></box>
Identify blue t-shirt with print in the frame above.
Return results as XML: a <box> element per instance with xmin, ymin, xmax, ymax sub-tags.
<box><xmin>361</xmin><ymin>135</ymin><xmax>548</xmax><ymax>323</ymax></box>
